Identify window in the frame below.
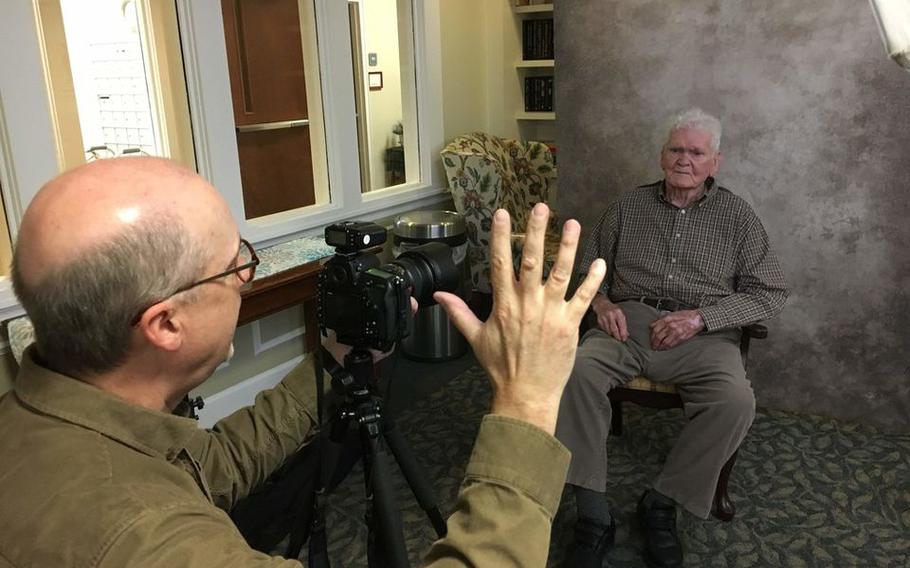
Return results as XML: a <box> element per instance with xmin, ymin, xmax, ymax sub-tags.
<box><xmin>219</xmin><ymin>0</ymin><xmax>328</xmax><ymax>220</ymax></box>
<box><xmin>0</xmin><ymin>0</ymin><xmax>446</xmax><ymax>314</ymax></box>
<box><xmin>180</xmin><ymin>0</ymin><xmax>447</xmax><ymax>245</ymax></box>
<box><xmin>349</xmin><ymin>0</ymin><xmax>420</xmax><ymax>193</ymax></box>
<box><xmin>42</xmin><ymin>0</ymin><xmax>195</xmax><ymax>170</ymax></box>
<box><xmin>0</xmin><ymin>183</ymin><xmax>12</xmax><ymax>279</ymax></box>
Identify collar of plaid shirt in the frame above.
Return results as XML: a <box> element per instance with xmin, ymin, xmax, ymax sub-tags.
<box><xmin>656</xmin><ymin>176</ymin><xmax>719</xmax><ymax>208</ymax></box>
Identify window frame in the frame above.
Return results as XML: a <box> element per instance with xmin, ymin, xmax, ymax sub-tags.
<box><xmin>0</xmin><ymin>0</ymin><xmax>448</xmax><ymax>320</ymax></box>
<box><xmin>0</xmin><ymin>1</ymin><xmax>59</xmax><ymax>322</ymax></box>
<box><xmin>176</xmin><ymin>0</ymin><xmax>447</xmax><ymax>248</ymax></box>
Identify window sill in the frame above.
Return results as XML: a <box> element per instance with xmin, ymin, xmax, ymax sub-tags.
<box><xmin>0</xmin><ymin>279</ymin><xmax>24</xmax><ymax>356</ymax></box>
<box><xmin>247</xmin><ymin>183</ymin><xmax>452</xmax><ymax>249</ymax></box>
<box><xmin>0</xmin><ymin>279</ymin><xmax>24</xmax><ymax>323</ymax></box>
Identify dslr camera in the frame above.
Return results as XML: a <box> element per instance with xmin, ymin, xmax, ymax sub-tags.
<box><xmin>317</xmin><ymin>221</ymin><xmax>459</xmax><ymax>352</ymax></box>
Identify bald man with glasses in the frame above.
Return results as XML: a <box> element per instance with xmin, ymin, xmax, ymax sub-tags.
<box><xmin>0</xmin><ymin>157</ymin><xmax>604</xmax><ymax>567</ymax></box>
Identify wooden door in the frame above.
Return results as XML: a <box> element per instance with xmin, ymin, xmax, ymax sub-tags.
<box><xmin>221</xmin><ymin>0</ymin><xmax>316</xmax><ymax>219</ymax></box>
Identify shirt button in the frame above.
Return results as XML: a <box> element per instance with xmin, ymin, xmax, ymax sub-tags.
<box><xmin>680</xmin><ymin>209</ymin><xmax>686</xmax><ymax>214</ymax></box>
<box><xmin>675</xmin><ymin>233</ymin><xmax>681</xmax><ymax>238</ymax></box>
<box><xmin>668</xmin><ymin>274</ymin><xmax>674</xmax><ymax>279</ymax></box>
<box><xmin>671</xmin><ymin>258</ymin><xmax>677</xmax><ymax>263</ymax></box>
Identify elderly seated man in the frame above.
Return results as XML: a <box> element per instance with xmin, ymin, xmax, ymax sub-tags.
<box><xmin>557</xmin><ymin>108</ymin><xmax>789</xmax><ymax>568</ymax></box>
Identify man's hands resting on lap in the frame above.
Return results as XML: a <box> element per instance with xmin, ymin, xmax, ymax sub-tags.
<box><xmin>592</xmin><ymin>295</ymin><xmax>629</xmax><ymax>342</ymax></box>
<box><xmin>435</xmin><ymin>203</ymin><xmax>606</xmax><ymax>435</ymax></box>
<box><xmin>649</xmin><ymin>309</ymin><xmax>704</xmax><ymax>350</ymax></box>
<box><xmin>592</xmin><ymin>295</ymin><xmax>705</xmax><ymax>350</ymax></box>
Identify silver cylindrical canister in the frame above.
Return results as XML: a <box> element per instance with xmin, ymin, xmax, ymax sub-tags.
<box><xmin>393</xmin><ymin>211</ymin><xmax>469</xmax><ymax>361</ymax></box>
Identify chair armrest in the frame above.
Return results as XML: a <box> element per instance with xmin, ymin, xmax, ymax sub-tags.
<box><xmin>742</xmin><ymin>323</ymin><xmax>768</xmax><ymax>340</ymax></box>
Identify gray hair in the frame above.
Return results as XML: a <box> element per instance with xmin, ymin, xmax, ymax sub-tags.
<box><xmin>11</xmin><ymin>215</ymin><xmax>211</xmax><ymax>378</ymax></box>
<box><xmin>668</xmin><ymin>108</ymin><xmax>722</xmax><ymax>151</ymax></box>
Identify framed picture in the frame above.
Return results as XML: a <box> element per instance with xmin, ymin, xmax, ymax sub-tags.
<box><xmin>368</xmin><ymin>71</ymin><xmax>383</xmax><ymax>91</ymax></box>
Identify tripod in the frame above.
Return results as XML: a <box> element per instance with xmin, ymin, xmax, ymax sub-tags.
<box><xmin>294</xmin><ymin>346</ymin><xmax>447</xmax><ymax>568</ymax></box>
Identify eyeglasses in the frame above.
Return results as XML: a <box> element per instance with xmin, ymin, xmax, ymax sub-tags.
<box><xmin>181</xmin><ymin>238</ymin><xmax>259</xmax><ymax>291</ymax></box>
<box><xmin>130</xmin><ymin>238</ymin><xmax>259</xmax><ymax>326</ymax></box>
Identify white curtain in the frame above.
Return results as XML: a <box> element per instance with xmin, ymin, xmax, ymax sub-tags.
<box><xmin>869</xmin><ymin>0</ymin><xmax>910</xmax><ymax>70</ymax></box>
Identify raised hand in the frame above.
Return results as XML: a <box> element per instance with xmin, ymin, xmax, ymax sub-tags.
<box><xmin>434</xmin><ymin>203</ymin><xmax>606</xmax><ymax>434</ymax></box>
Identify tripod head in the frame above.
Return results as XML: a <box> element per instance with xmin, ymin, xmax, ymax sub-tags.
<box><xmin>319</xmin><ymin>344</ymin><xmax>382</xmax><ymax>401</ymax></box>
<box><xmin>342</xmin><ymin>346</ymin><xmax>377</xmax><ymax>385</ymax></box>
<box><xmin>316</xmin><ymin>343</ymin><xmax>387</xmax><ymax>446</ymax></box>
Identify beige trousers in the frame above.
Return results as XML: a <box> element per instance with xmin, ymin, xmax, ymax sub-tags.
<box><xmin>555</xmin><ymin>301</ymin><xmax>756</xmax><ymax>519</ymax></box>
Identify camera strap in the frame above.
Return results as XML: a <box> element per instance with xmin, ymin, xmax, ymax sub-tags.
<box><xmin>315</xmin><ymin>347</ymin><xmax>326</xmax><ymax>426</ymax></box>
<box><xmin>302</xmin><ymin>344</ymin><xmax>346</xmax><ymax>568</ymax></box>
<box><xmin>297</xmin><ymin>345</ymin><xmax>327</xmax><ymax>566</ymax></box>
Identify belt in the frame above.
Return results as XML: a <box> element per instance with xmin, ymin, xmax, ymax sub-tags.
<box><xmin>624</xmin><ymin>296</ymin><xmax>692</xmax><ymax>312</ymax></box>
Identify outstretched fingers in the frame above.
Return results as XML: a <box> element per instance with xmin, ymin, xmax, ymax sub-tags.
<box><xmin>518</xmin><ymin>203</ymin><xmax>550</xmax><ymax>293</ymax></box>
<box><xmin>545</xmin><ymin>218</ymin><xmax>581</xmax><ymax>298</ymax></box>
<box><xmin>488</xmin><ymin>209</ymin><xmax>516</xmax><ymax>307</ymax></box>
<box><xmin>569</xmin><ymin>258</ymin><xmax>607</xmax><ymax>319</ymax></box>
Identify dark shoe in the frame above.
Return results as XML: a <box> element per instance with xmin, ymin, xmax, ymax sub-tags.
<box><xmin>637</xmin><ymin>491</ymin><xmax>683</xmax><ymax>568</ymax></box>
<box><xmin>567</xmin><ymin>515</ymin><xmax>615</xmax><ymax>568</ymax></box>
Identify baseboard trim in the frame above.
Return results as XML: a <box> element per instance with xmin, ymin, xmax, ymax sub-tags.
<box><xmin>196</xmin><ymin>354</ymin><xmax>306</xmax><ymax>428</ymax></box>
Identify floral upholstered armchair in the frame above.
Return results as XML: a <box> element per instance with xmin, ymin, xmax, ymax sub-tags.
<box><xmin>440</xmin><ymin>132</ymin><xmax>559</xmax><ymax>294</ymax></box>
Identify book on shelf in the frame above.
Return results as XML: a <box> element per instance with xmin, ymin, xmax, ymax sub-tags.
<box><xmin>523</xmin><ymin>76</ymin><xmax>554</xmax><ymax>112</ymax></box>
<box><xmin>522</xmin><ymin>18</ymin><xmax>554</xmax><ymax>60</ymax></box>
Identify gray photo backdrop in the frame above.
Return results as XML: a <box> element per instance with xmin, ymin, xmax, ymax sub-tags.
<box><xmin>554</xmin><ymin>1</ymin><xmax>910</xmax><ymax>431</ymax></box>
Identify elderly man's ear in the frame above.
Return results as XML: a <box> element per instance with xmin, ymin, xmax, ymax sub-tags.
<box><xmin>137</xmin><ymin>303</ymin><xmax>184</xmax><ymax>352</ymax></box>
<box><xmin>711</xmin><ymin>152</ymin><xmax>723</xmax><ymax>176</ymax></box>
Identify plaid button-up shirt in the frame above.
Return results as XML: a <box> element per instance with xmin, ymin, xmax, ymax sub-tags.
<box><xmin>579</xmin><ymin>178</ymin><xmax>789</xmax><ymax>331</ymax></box>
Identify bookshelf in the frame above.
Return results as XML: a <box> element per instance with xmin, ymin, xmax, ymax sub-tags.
<box><xmin>515</xmin><ymin>111</ymin><xmax>556</xmax><ymax>120</ymax></box>
<box><xmin>514</xmin><ymin>4</ymin><xmax>554</xmax><ymax>14</ymax></box>
<box><xmin>512</xmin><ymin>1</ymin><xmax>555</xmax><ymax>132</ymax></box>
<box><xmin>515</xmin><ymin>59</ymin><xmax>554</xmax><ymax>68</ymax></box>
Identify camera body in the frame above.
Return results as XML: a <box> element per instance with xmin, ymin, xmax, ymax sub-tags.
<box><xmin>317</xmin><ymin>221</ymin><xmax>457</xmax><ymax>352</ymax></box>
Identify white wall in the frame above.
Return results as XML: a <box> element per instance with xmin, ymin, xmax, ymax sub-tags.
<box><xmin>438</xmin><ymin>0</ymin><xmax>524</xmax><ymax>142</ymax></box>
<box><xmin>440</xmin><ymin>0</ymin><xmax>487</xmax><ymax>141</ymax></box>
<box><xmin>363</xmin><ymin>0</ymin><xmax>404</xmax><ymax>190</ymax></box>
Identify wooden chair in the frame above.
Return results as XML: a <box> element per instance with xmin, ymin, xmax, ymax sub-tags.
<box><xmin>596</xmin><ymin>318</ymin><xmax>768</xmax><ymax>522</ymax></box>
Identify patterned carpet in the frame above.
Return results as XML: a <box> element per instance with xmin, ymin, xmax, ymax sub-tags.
<box><xmin>311</xmin><ymin>366</ymin><xmax>910</xmax><ymax>567</ymax></box>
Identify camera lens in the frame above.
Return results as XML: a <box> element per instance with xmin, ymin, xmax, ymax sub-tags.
<box><xmin>384</xmin><ymin>242</ymin><xmax>458</xmax><ymax>304</ymax></box>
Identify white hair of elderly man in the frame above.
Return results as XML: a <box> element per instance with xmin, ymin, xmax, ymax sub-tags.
<box><xmin>669</xmin><ymin>108</ymin><xmax>722</xmax><ymax>151</ymax></box>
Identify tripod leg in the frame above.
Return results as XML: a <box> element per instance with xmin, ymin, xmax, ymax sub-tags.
<box><xmin>364</xmin><ymin>433</ymin><xmax>410</xmax><ymax>568</ymax></box>
<box><xmin>284</xmin><ymin>454</ymin><xmax>318</xmax><ymax>560</ymax></box>
<box><xmin>326</xmin><ymin>430</ymin><xmax>362</xmax><ymax>492</ymax></box>
<box><xmin>382</xmin><ymin>418</ymin><xmax>447</xmax><ymax>538</ymax></box>
<box><xmin>298</xmin><ymin>412</ymin><xmax>354</xmax><ymax>566</ymax></box>
<box><xmin>306</xmin><ymin>504</ymin><xmax>330</xmax><ymax>568</ymax></box>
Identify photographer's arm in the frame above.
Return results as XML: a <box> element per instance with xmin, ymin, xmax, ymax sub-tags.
<box><xmin>425</xmin><ymin>204</ymin><xmax>605</xmax><ymax>567</ymax></box>
<box><xmin>184</xmin><ymin>358</ymin><xmax>320</xmax><ymax>512</ymax></box>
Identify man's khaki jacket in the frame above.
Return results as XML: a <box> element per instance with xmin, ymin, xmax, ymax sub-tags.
<box><xmin>0</xmin><ymin>347</ymin><xmax>569</xmax><ymax>567</ymax></box>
